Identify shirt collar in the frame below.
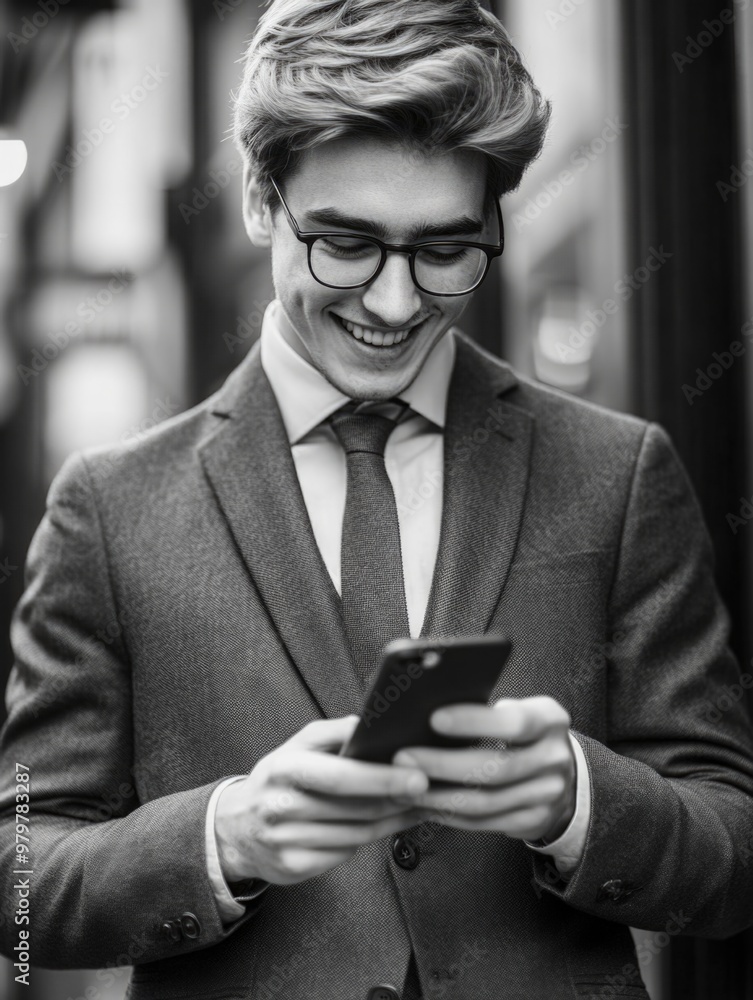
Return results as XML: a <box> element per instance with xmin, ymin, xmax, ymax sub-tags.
<box><xmin>260</xmin><ymin>299</ymin><xmax>456</xmax><ymax>444</ymax></box>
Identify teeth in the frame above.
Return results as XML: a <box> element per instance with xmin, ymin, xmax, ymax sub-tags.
<box><xmin>338</xmin><ymin>316</ymin><xmax>415</xmax><ymax>347</ymax></box>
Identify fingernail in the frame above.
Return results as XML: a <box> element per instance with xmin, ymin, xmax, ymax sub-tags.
<box><xmin>394</xmin><ymin>752</ymin><xmax>417</xmax><ymax>768</ymax></box>
<box><xmin>432</xmin><ymin>710</ymin><xmax>452</xmax><ymax>731</ymax></box>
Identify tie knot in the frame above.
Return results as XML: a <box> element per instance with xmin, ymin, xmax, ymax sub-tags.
<box><xmin>330</xmin><ymin>408</ymin><xmax>397</xmax><ymax>457</ymax></box>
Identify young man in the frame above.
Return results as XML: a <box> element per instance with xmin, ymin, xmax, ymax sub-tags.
<box><xmin>1</xmin><ymin>2</ymin><xmax>753</xmax><ymax>998</ymax></box>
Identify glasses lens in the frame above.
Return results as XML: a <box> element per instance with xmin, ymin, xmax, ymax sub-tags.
<box><xmin>310</xmin><ymin>237</ymin><xmax>383</xmax><ymax>287</ymax></box>
<box><xmin>414</xmin><ymin>245</ymin><xmax>488</xmax><ymax>295</ymax></box>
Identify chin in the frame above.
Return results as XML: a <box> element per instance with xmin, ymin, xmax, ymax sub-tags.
<box><xmin>330</xmin><ymin>362</ymin><xmax>419</xmax><ymax>401</ymax></box>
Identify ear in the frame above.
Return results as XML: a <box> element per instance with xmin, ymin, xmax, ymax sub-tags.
<box><xmin>242</xmin><ymin>164</ymin><xmax>274</xmax><ymax>247</ymax></box>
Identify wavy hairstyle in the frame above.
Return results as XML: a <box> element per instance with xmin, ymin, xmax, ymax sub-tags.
<box><xmin>233</xmin><ymin>0</ymin><xmax>551</xmax><ymax>210</ymax></box>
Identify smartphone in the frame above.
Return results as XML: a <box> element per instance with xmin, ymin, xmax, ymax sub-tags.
<box><xmin>340</xmin><ymin>634</ymin><xmax>512</xmax><ymax>764</ymax></box>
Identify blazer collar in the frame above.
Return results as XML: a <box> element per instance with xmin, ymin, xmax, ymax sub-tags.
<box><xmin>420</xmin><ymin>331</ymin><xmax>534</xmax><ymax>639</ymax></box>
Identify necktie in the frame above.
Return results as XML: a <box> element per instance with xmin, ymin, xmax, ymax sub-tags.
<box><xmin>332</xmin><ymin>402</ymin><xmax>424</xmax><ymax>996</ymax></box>
<box><xmin>330</xmin><ymin>402</ymin><xmax>411</xmax><ymax>687</ymax></box>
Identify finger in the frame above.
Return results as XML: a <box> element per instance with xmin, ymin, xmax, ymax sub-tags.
<box><xmin>270</xmin><ymin>847</ymin><xmax>356</xmax><ymax>884</ymax></box>
<box><xmin>392</xmin><ymin>745</ymin><xmax>514</xmax><ymax>787</ymax></box>
<box><xmin>393</xmin><ymin>735</ymin><xmax>573</xmax><ymax>788</ymax></box>
<box><xmin>414</xmin><ymin>803</ymin><xmax>554</xmax><ymax>838</ymax></box>
<box><xmin>411</xmin><ymin>773</ymin><xmax>567</xmax><ymax>820</ymax></box>
<box><xmin>264</xmin><ymin>812</ymin><xmax>419</xmax><ymax>851</ymax></box>
<box><xmin>267</xmin><ymin>789</ymin><xmax>420</xmax><ymax>824</ymax></box>
<box><xmin>269</xmin><ymin>749</ymin><xmax>429</xmax><ymax>800</ymax></box>
<box><xmin>287</xmin><ymin>715</ymin><xmax>361</xmax><ymax>751</ymax></box>
<box><xmin>429</xmin><ymin>696</ymin><xmax>570</xmax><ymax>745</ymax></box>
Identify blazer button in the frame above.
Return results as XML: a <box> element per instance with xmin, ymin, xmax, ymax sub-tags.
<box><xmin>367</xmin><ymin>987</ymin><xmax>400</xmax><ymax>1000</ymax></box>
<box><xmin>392</xmin><ymin>833</ymin><xmax>420</xmax><ymax>870</ymax></box>
<box><xmin>595</xmin><ymin>879</ymin><xmax>638</xmax><ymax>903</ymax></box>
<box><xmin>161</xmin><ymin>920</ymin><xmax>182</xmax><ymax>943</ymax></box>
<box><xmin>180</xmin><ymin>912</ymin><xmax>202</xmax><ymax>939</ymax></box>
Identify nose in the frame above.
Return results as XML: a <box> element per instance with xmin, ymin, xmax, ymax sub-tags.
<box><xmin>361</xmin><ymin>251</ymin><xmax>423</xmax><ymax>327</ymax></box>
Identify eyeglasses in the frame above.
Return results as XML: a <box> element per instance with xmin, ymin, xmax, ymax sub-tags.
<box><xmin>270</xmin><ymin>177</ymin><xmax>504</xmax><ymax>297</ymax></box>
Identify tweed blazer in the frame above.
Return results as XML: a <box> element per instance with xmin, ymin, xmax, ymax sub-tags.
<box><xmin>1</xmin><ymin>332</ymin><xmax>753</xmax><ymax>1000</ymax></box>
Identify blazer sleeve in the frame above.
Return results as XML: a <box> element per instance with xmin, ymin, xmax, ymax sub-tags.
<box><xmin>0</xmin><ymin>453</ymin><xmax>263</xmax><ymax>969</ymax></box>
<box><xmin>529</xmin><ymin>422</ymin><xmax>753</xmax><ymax>938</ymax></box>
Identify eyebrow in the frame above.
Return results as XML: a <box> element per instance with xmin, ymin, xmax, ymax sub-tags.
<box><xmin>303</xmin><ymin>207</ymin><xmax>486</xmax><ymax>241</ymax></box>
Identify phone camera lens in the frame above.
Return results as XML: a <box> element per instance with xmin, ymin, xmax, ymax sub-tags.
<box><xmin>422</xmin><ymin>650</ymin><xmax>441</xmax><ymax>668</ymax></box>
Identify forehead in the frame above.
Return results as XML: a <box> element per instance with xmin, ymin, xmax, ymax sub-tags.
<box><xmin>284</xmin><ymin>136</ymin><xmax>488</xmax><ymax>234</ymax></box>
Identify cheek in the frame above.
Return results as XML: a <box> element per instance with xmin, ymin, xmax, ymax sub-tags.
<box><xmin>444</xmin><ymin>297</ymin><xmax>471</xmax><ymax>327</ymax></box>
<box><xmin>271</xmin><ymin>250</ymin><xmax>302</xmax><ymax>296</ymax></box>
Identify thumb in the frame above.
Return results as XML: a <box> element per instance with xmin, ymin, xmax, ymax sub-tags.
<box><xmin>288</xmin><ymin>714</ymin><xmax>361</xmax><ymax>751</ymax></box>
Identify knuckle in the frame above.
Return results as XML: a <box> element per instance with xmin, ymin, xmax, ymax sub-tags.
<box><xmin>280</xmin><ymin>849</ymin><xmax>310</xmax><ymax>877</ymax></box>
<box><xmin>257</xmin><ymin>801</ymin><xmax>280</xmax><ymax>826</ymax></box>
<box><xmin>261</xmin><ymin>794</ymin><xmax>290</xmax><ymax>825</ymax></box>
<box><xmin>259</xmin><ymin>825</ymin><xmax>283</xmax><ymax>849</ymax></box>
<box><xmin>542</xmin><ymin>774</ymin><xmax>566</xmax><ymax>800</ymax></box>
<box><xmin>533</xmin><ymin>696</ymin><xmax>569</xmax><ymax>726</ymax></box>
<box><xmin>263</xmin><ymin>752</ymin><xmax>286</xmax><ymax>783</ymax></box>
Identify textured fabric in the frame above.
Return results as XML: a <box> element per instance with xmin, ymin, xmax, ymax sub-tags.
<box><xmin>330</xmin><ymin>404</ymin><xmax>410</xmax><ymax>686</ymax></box>
<box><xmin>1</xmin><ymin>332</ymin><xmax>753</xmax><ymax>1000</ymax></box>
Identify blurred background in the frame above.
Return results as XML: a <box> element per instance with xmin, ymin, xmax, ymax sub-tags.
<box><xmin>0</xmin><ymin>0</ymin><xmax>751</xmax><ymax>997</ymax></box>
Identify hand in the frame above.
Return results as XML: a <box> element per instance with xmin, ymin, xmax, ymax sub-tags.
<box><xmin>392</xmin><ymin>696</ymin><xmax>576</xmax><ymax>843</ymax></box>
<box><xmin>215</xmin><ymin>715</ymin><xmax>428</xmax><ymax>886</ymax></box>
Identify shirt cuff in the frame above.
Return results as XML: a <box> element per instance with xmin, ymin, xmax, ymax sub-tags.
<box><xmin>524</xmin><ymin>731</ymin><xmax>591</xmax><ymax>875</ymax></box>
<box><xmin>205</xmin><ymin>775</ymin><xmax>270</xmax><ymax>924</ymax></box>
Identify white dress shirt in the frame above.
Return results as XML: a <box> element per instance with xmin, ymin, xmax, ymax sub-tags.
<box><xmin>205</xmin><ymin>299</ymin><xmax>591</xmax><ymax>923</ymax></box>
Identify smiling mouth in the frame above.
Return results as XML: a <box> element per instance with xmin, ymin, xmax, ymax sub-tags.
<box><xmin>332</xmin><ymin>312</ymin><xmax>426</xmax><ymax>348</ymax></box>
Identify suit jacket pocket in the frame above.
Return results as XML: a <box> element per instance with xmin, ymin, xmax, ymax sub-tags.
<box><xmin>508</xmin><ymin>548</ymin><xmax>612</xmax><ymax>584</ymax></box>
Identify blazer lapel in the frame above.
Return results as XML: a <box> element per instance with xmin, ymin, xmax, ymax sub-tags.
<box><xmin>420</xmin><ymin>333</ymin><xmax>535</xmax><ymax>638</ymax></box>
<box><xmin>198</xmin><ymin>344</ymin><xmax>363</xmax><ymax>719</ymax></box>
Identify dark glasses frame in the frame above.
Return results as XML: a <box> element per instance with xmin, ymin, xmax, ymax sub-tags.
<box><xmin>269</xmin><ymin>177</ymin><xmax>505</xmax><ymax>298</ymax></box>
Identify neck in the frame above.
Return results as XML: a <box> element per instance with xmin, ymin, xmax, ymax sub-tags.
<box><xmin>278</xmin><ymin>306</ymin><xmax>316</xmax><ymax>366</ymax></box>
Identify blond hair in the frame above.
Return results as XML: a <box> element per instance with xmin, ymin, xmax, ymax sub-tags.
<box><xmin>233</xmin><ymin>0</ymin><xmax>551</xmax><ymax>208</ymax></box>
